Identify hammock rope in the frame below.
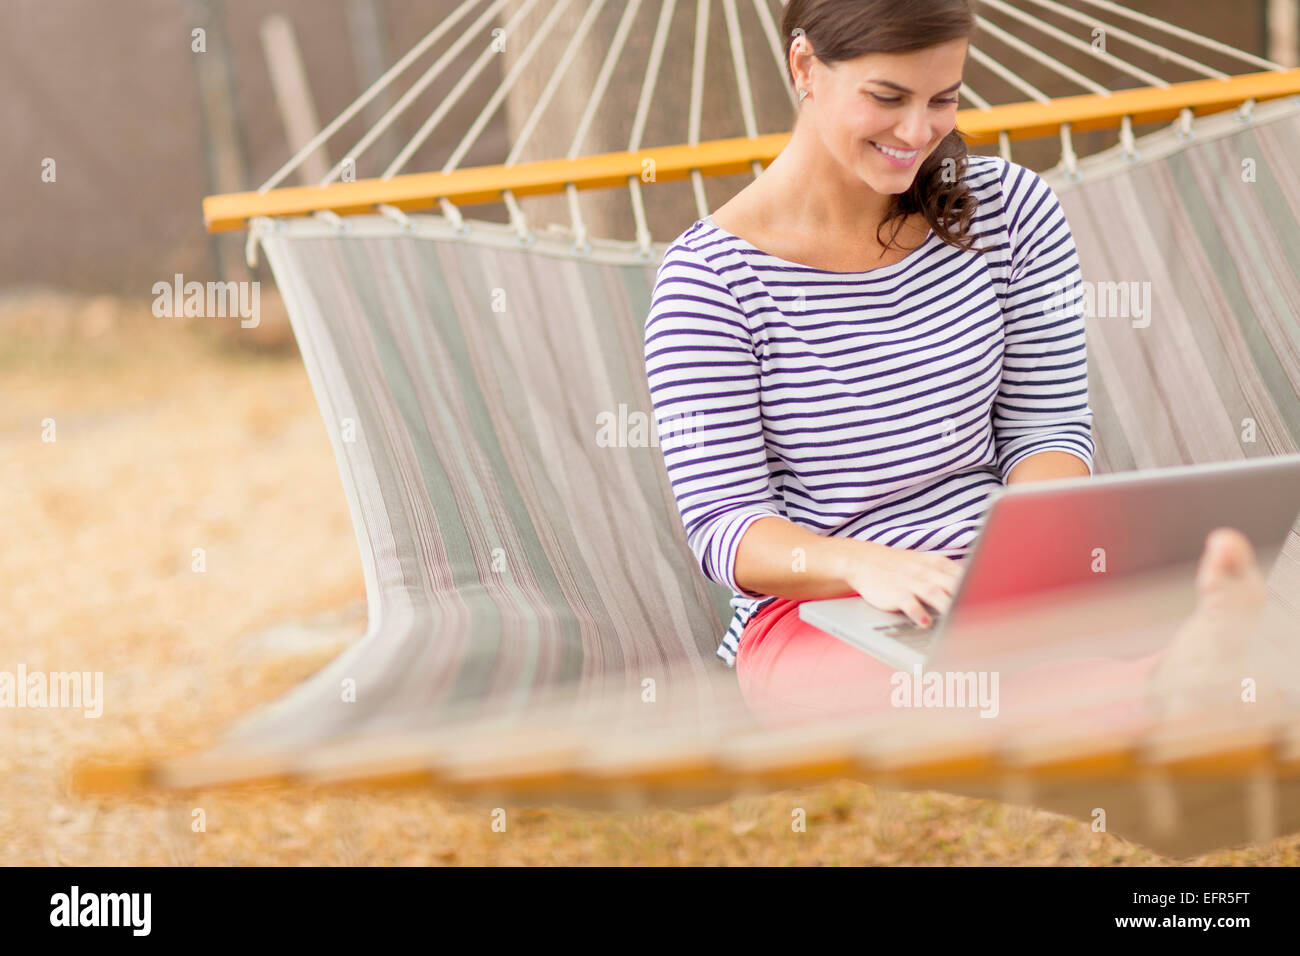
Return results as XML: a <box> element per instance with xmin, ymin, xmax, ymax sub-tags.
<box><xmin>259</xmin><ymin>0</ymin><xmax>495</xmax><ymax>193</ymax></box>
<box><xmin>338</xmin><ymin>0</ymin><xmax>514</xmax><ymax>184</ymax></box>
<box><xmin>1075</xmin><ymin>0</ymin><xmax>1284</xmax><ymax>72</ymax></box>
<box><xmin>249</xmin><ymin>0</ymin><xmax>1296</xmax><ymax>240</ymax></box>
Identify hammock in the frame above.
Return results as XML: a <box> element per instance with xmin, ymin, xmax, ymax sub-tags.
<box><xmin>76</xmin><ymin>0</ymin><xmax>1300</xmax><ymax>858</ymax></box>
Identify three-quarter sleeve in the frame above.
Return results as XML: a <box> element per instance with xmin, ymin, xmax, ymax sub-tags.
<box><xmin>992</xmin><ymin>163</ymin><xmax>1096</xmax><ymax>481</ymax></box>
<box><xmin>644</xmin><ymin>242</ymin><xmax>782</xmax><ymax>595</ymax></box>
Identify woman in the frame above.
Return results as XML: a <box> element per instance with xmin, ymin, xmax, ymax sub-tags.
<box><xmin>643</xmin><ymin>0</ymin><xmax>1271</xmax><ymax>725</ymax></box>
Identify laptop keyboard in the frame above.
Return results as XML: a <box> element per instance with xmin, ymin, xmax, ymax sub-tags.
<box><xmin>873</xmin><ymin>619</ymin><xmax>940</xmax><ymax>650</ymax></box>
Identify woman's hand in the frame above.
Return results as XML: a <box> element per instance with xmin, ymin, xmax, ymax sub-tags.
<box><xmin>834</xmin><ymin>540</ymin><xmax>966</xmax><ymax>628</ymax></box>
<box><xmin>731</xmin><ymin>517</ymin><xmax>967</xmax><ymax>617</ymax></box>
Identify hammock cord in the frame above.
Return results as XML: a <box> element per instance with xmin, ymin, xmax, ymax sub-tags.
<box><xmin>1019</xmin><ymin>0</ymin><xmax>1229</xmax><ymax>79</ymax></box>
<box><xmin>326</xmin><ymin>0</ymin><xmax>516</xmax><ymax>187</ymax></box>
<box><xmin>688</xmin><ymin>0</ymin><xmax>711</xmax><ymax>219</ymax></box>
<box><xmin>255</xmin><ymin>0</ymin><xmax>1288</xmax><ymax>233</ymax></box>
<box><xmin>390</xmin><ymin>0</ymin><xmax>566</xmax><ymax>179</ymax></box>
<box><xmin>499</xmin><ymin>0</ymin><xmax>612</xmax><ymax>244</ymax></box>
<box><xmin>256</xmin><ymin>0</ymin><xmax>490</xmax><ymax>192</ymax></box>
<box><xmin>752</xmin><ymin>0</ymin><xmax>798</xmax><ymax>112</ymax></box>
<box><xmin>243</xmin><ymin>0</ymin><xmax>1293</xmax><ymax>252</ymax></box>
<box><xmin>722</xmin><ymin>0</ymin><xmax>765</xmax><ymax>182</ymax></box>
<box><xmin>627</xmin><ymin>0</ymin><xmax>680</xmax><ymax>256</ymax></box>
<box><xmin>1075</xmin><ymin>0</ymin><xmax>1286</xmax><ymax>72</ymax></box>
<box><xmin>983</xmin><ymin>0</ymin><xmax>1175</xmax><ymax>89</ymax></box>
<box><xmin>561</xmin><ymin>0</ymin><xmax>646</xmax><ymax>252</ymax></box>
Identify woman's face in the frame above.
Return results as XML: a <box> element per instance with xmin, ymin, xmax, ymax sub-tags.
<box><xmin>800</xmin><ymin>38</ymin><xmax>968</xmax><ymax>195</ymax></box>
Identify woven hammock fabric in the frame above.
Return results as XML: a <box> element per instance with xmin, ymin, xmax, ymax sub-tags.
<box><xmin>211</xmin><ymin>97</ymin><xmax>1300</xmax><ymax>781</ymax></box>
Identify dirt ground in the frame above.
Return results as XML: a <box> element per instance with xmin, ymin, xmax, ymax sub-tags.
<box><xmin>2</xmin><ymin>290</ymin><xmax>1295</xmax><ymax>866</ymax></box>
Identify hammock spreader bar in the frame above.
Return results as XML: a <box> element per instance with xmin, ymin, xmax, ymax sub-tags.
<box><xmin>204</xmin><ymin>70</ymin><xmax>1300</xmax><ymax>232</ymax></box>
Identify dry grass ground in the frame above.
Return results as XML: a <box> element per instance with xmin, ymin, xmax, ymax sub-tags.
<box><xmin>2</xmin><ymin>290</ymin><xmax>1296</xmax><ymax>866</ymax></box>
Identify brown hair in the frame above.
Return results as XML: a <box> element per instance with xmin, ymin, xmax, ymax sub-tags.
<box><xmin>781</xmin><ymin>0</ymin><xmax>980</xmax><ymax>253</ymax></box>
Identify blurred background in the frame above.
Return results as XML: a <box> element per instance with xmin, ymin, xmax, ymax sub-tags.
<box><xmin>3</xmin><ymin>0</ymin><xmax>1299</xmax><ymax>866</ymax></box>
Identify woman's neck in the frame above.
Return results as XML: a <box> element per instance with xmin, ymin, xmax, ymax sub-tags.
<box><xmin>757</xmin><ymin>121</ymin><xmax>897</xmax><ymax>235</ymax></box>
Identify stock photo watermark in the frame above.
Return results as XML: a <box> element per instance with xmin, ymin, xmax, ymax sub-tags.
<box><xmin>890</xmin><ymin>664</ymin><xmax>999</xmax><ymax>718</ymax></box>
<box><xmin>0</xmin><ymin>664</ymin><xmax>103</xmax><ymax>718</ymax></box>
<box><xmin>152</xmin><ymin>274</ymin><xmax>261</xmax><ymax>328</ymax></box>
<box><xmin>595</xmin><ymin>405</ymin><xmax>703</xmax><ymax>449</ymax></box>
<box><xmin>49</xmin><ymin>886</ymin><xmax>150</xmax><ymax>936</ymax></box>
<box><xmin>1041</xmin><ymin>275</ymin><xmax>1154</xmax><ymax>327</ymax></box>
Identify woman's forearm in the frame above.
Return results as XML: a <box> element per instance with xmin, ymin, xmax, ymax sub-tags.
<box><xmin>1006</xmin><ymin>450</ymin><xmax>1090</xmax><ymax>485</ymax></box>
<box><xmin>732</xmin><ymin>515</ymin><xmax>867</xmax><ymax>601</ymax></box>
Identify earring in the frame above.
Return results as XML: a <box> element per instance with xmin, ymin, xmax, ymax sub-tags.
<box><xmin>798</xmin><ymin>88</ymin><xmax>809</xmax><ymax>103</ymax></box>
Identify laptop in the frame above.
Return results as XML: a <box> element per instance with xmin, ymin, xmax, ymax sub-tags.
<box><xmin>797</xmin><ymin>454</ymin><xmax>1300</xmax><ymax>671</ymax></box>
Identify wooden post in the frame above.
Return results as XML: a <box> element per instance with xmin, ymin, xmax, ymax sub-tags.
<box><xmin>260</xmin><ymin>14</ymin><xmax>331</xmax><ymax>185</ymax></box>
<box><xmin>186</xmin><ymin>0</ymin><xmax>250</xmax><ymax>284</ymax></box>
<box><xmin>344</xmin><ymin>0</ymin><xmax>404</xmax><ymax>172</ymax></box>
<box><xmin>1269</xmin><ymin>0</ymin><xmax>1299</xmax><ymax>67</ymax></box>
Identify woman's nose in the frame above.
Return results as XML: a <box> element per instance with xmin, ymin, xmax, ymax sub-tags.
<box><xmin>896</xmin><ymin>108</ymin><xmax>932</xmax><ymax>148</ymax></box>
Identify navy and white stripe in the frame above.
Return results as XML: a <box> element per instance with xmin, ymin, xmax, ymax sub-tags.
<box><xmin>644</xmin><ymin>155</ymin><xmax>1095</xmax><ymax>665</ymax></box>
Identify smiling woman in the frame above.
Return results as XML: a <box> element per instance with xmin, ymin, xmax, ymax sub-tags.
<box><xmin>773</xmin><ymin>0</ymin><xmax>982</xmax><ymax>263</ymax></box>
<box><xmin>698</xmin><ymin>0</ymin><xmax>981</xmax><ymax>275</ymax></box>
<box><xmin>643</xmin><ymin>0</ymin><xmax>1099</xmax><ymax>688</ymax></box>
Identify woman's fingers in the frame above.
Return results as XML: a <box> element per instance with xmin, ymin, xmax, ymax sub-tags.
<box><xmin>930</xmin><ymin>563</ymin><xmax>964</xmax><ymax>596</ymax></box>
<box><xmin>920</xmin><ymin>583</ymin><xmax>954</xmax><ymax>616</ymax></box>
<box><xmin>847</xmin><ymin>546</ymin><xmax>968</xmax><ymax>627</ymax></box>
<box><xmin>898</xmin><ymin>596</ymin><xmax>931</xmax><ymax>628</ymax></box>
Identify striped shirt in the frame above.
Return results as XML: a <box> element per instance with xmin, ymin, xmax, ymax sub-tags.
<box><xmin>643</xmin><ymin>154</ymin><xmax>1095</xmax><ymax>666</ymax></box>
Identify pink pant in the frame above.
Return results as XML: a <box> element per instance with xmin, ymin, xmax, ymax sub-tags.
<box><xmin>735</xmin><ymin>597</ymin><xmax>1167</xmax><ymax>729</ymax></box>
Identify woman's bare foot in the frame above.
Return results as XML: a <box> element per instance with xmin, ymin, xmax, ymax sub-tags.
<box><xmin>1149</xmin><ymin>528</ymin><xmax>1272</xmax><ymax>718</ymax></box>
<box><xmin>1192</xmin><ymin>528</ymin><xmax>1271</xmax><ymax>621</ymax></box>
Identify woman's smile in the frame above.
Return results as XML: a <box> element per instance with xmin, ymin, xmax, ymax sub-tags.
<box><xmin>869</xmin><ymin>140</ymin><xmax>922</xmax><ymax>168</ymax></box>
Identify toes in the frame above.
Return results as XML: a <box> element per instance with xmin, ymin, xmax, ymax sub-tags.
<box><xmin>1197</xmin><ymin>527</ymin><xmax>1260</xmax><ymax>590</ymax></box>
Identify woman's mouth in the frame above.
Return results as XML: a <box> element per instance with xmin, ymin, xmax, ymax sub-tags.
<box><xmin>870</xmin><ymin>140</ymin><xmax>920</xmax><ymax>169</ymax></box>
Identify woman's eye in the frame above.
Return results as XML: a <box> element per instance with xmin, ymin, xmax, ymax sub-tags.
<box><xmin>870</xmin><ymin>93</ymin><xmax>959</xmax><ymax>106</ymax></box>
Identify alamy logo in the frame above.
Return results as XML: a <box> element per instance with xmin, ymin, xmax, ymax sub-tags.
<box><xmin>0</xmin><ymin>664</ymin><xmax>102</xmax><ymax>718</ymax></box>
<box><xmin>1042</xmin><ymin>275</ymin><xmax>1152</xmax><ymax>328</ymax></box>
<box><xmin>594</xmin><ymin>404</ymin><xmax>700</xmax><ymax>449</ymax></box>
<box><xmin>152</xmin><ymin>273</ymin><xmax>260</xmax><ymax>328</ymax></box>
<box><xmin>890</xmin><ymin>665</ymin><xmax>1000</xmax><ymax>718</ymax></box>
<box><xmin>50</xmin><ymin>886</ymin><xmax>151</xmax><ymax>936</ymax></box>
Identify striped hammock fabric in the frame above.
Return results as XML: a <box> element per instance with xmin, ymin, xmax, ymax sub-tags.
<box><xmin>210</xmin><ymin>94</ymin><xmax>1300</xmax><ymax>764</ymax></box>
